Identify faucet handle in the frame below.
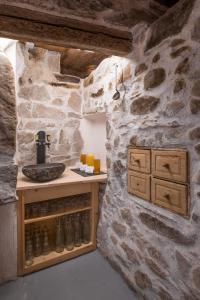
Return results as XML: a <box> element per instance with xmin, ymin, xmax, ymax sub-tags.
<box><xmin>35</xmin><ymin>134</ymin><xmax>39</xmax><ymax>142</ymax></box>
<box><xmin>47</xmin><ymin>135</ymin><xmax>51</xmax><ymax>143</ymax></box>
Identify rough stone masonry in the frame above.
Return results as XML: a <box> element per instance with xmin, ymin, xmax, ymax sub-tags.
<box><xmin>83</xmin><ymin>1</ymin><xmax>200</xmax><ymax>299</ymax></box>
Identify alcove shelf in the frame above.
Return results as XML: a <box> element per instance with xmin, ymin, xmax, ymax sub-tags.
<box><xmin>17</xmin><ymin>169</ymin><xmax>107</xmax><ymax>275</ymax></box>
<box><xmin>83</xmin><ymin>112</ymin><xmax>106</xmax><ymax>120</ymax></box>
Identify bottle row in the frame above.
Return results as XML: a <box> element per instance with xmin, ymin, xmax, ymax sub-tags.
<box><xmin>25</xmin><ymin>211</ymin><xmax>91</xmax><ymax>266</ymax></box>
<box><xmin>25</xmin><ymin>193</ymin><xmax>91</xmax><ymax>219</ymax></box>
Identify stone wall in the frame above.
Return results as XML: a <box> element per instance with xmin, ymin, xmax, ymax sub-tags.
<box><xmin>15</xmin><ymin>43</ymin><xmax>83</xmax><ymax>168</ymax></box>
<box><xmin>83</xmin><ymin>2</ymin><xmax>200</xmax><ymax>299</ymax></box>
<box><xmin>0</xmin><ymin>52</ymin><xmax>17</xmax><ymax>283</ymax></box>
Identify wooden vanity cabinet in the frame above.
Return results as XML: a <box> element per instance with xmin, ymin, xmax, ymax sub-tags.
<box><xmin>17</xmin><ymin>172</ymin><xmax>106</xmax><ymax>275</ymax></box>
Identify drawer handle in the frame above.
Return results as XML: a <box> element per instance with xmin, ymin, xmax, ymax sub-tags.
<box><xmin>163</xmin><ymin>163</ymin><xmax>170</xmax><ymax>169</ymax></box>
<box><xmin>134</xmin><ymin>159</ymin><xmax>140</xmax><ymax>164</ymax></box>
<box><xmin>164</xmin><ymin>194</ymin><xmax>171</xmax><ymax>201</ymax></box>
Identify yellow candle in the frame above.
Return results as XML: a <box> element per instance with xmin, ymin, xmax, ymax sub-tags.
<box><xmin>94</xmin><ymin>159</ymin><xmax>100</xmax><ymax>174</ymax></box>
<box><xmin>80</xmin><ymin>154</ymin><xmax>86</xmax><ymax>164</ymax></box>
<box><xmin>86</xmin><ymin>154</ymin><xmax>94</xmax><ymax>166</ymax></box>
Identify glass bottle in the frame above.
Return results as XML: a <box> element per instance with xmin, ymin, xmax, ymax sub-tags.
<box><xmin>25</xmin><ymin>229</ymin><xmax>33</xmax><ymax>266</ymax></box>
<box><xmin>55</xmin><ymin>218</ymin><xmax>64</xmax><ymax>253</ymax></box>
<box><xmin>42</xmin><ymin>226</ymin><xmax>50</xmax><ymax>255</ymax></box>
<box><xmin>83</xmin><ymin>212</ymin><xmax>91</xmax><ymax>244</ymax></box>
<box><xmin>64</xmin><ymin>215</ymin><xmax>74</xmax><ymax>251</ymax></box>
<box><xmin>33</xmin><ymin>224</ymin><xmax>42</xmax><ymax>257</ymax></box>
<box><xmin>25</xmin><ymin>204</ymin><xmax>32</xmax><ymax>219</ymax></box>
<box><xmin>74</xmin><ymin>213</ymin><xmax>82</xmax><ymax>247</ymax></box>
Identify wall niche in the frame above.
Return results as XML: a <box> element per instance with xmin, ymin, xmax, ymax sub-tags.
<box><xmin>128</xmin><ymin>147</ymin><xmax>189</xmax><ymax>217</ymax></box>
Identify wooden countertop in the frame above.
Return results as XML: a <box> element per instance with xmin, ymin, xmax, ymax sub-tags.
<box><xmin>17</xmin><ymin>169</ymin><xmax>107</xmax><ymax>191</ymax></box>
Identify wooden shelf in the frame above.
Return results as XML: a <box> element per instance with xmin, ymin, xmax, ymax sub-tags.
<box><xmin>23</xmin><ymin>242</ymin><xmax>95</xmax><ymax>274</ymax></box>
<box><xmin>83</xmin><ymin>112</ymin><xmax>106</xmax><ymax>120</ymax></box>
<box><xmin>24</xmin><ymin>206</ymin><xmax>92</xmax><ymax>225</ymax></box>
<box><xmin>17</xmin><ymin>177</ymin><xmax>100</xmax><ymax>275</ymax></box>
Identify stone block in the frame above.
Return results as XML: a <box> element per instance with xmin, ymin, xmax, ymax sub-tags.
<box><xmin>147</xmin><ymin>246</ymin><xmax>168</xmax><ymax>268</ymax></box>
<box><xmin>145</xmin><ymin>257</ymin><xmax>168</xmax><ymax>278</ymax></box>
<box><xmin>144</xmin><ymin>68</ymin><xmax>165</xmax><ymax>90</ymax></box>
<box><xmin>112</xmin><ymin>221</ymin><xmax>127</xmax><ymax>238</ymax></box>
<box><xmin>191</xmin><ymin>81</ymin><xmax>200</xmax><ymax>97</ymax></box>
<box><xmin>18</xmin><ymin>85</ymin><xmax>50</xmax><ymax>101</ymax></box>
<box><xmin>152</xmin><ymin>53</ymin><xmax>160</xmax><ymax>63</ymax></box>
<box><xmin>170</xmin><ymin>46</ymin><xmax>191</xmax><ymax>58</ymax></box>
<box><xmin>68</xmin><ymin>92</ymin><xmax>81</xmax><ymax>112</ymax></box>
<box><xmin>32</xmin><ymin>103</ymin><xmax>65</xmax><ymax>119</ymax></box>
<box><xmin>194</xmin><ymin>144</ymin><xmax>200</xmax><ymax>156</ymax></box>
<box><xmin>139</xmin><ymin>213</ymin><xmax>196</xmax><ymax>245</ymax></box>
<box><xmin>192</xmin><ymin>267</ymin><xmax>200</xmax><ymax>290</ymax></box>
<box><xmin>175</xmin><ymin>58</ymin><xmax>190</xmax><ymax>74</ymax></box>
<box><xmin>134</xmin><ymin>270</ymin><xmax>152</xmax><ymax>289</ymax></box>
<box><xmin>189</xmin><ymin>127</ymin><xmax>200</xmax><ymax>140</ymax></box>
<box><xmin>135</xmin><ymin>63</ymin><xmax>148</xmax><ymax>76</ymax></box>
<box><xmin>176</xmin><ymin>250</ymin><xmax>191</xmax><ymax>277</ymax></box>
<box><xmin>120</xmin><ymin>242</ymin><xmax>138</xmax><ymax>264</ymax></box>
<box><xmin>131</xmin><ymin>96</ymin><xmax>159</xmax><ymax>115</ymax></box>
<box><xmin>170</xmin><ymin>39</ymin><xmax>185</xmax><ymax>47</ymax></box>
<box><xmin>190</xmin><ymin>99</ymin><xmax>200</xmax><ymax>114</ymax></box>
<box><xmin>0</xmin><ymin>164</ymin><xmax>18</xmax><ymax>204</ymax></box>
<box><xmin>174</xmin><ymin>78</ymin><xmax>186</xmax><ymax>93</ymax></box>
<box><xmin>120</xmin><ymin>208</ymin><xmax>133</xmax><ymax>226</ymax></box>
<box><xmin>192</xmin><ymin>17</ymin><xmax>200</xmax><ymax>42</ymax></box>
<box><xmin>145</xmin><ymin>0</ymin><xmax>194</xmax><ymax>51</ymax></box>
<box><xmin>90</xmin><ymin>88</ymin><xmax>104</xmax><ymax>98</ymax></box>
<box><xmin>17</xmin><ymin>102</ymin><xmax>32</xmax><ymax>118</ymax></box>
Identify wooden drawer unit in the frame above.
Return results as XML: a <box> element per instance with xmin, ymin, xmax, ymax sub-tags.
<box><xmin>151</xmin><ymin>178</ymin><xmax>188</xmax><ymax>216</ymax></box>
<box><xmin>128</xmin><ymin>170</ymin><xmax>150</xmax><ymax>201</ymax></box>
<box><xmin>128</xmin><ymin>148</ymin><xmax>151</xmax><ymax>174</ymax></box>
<box><xmin>152</xmin><ymin>149</ymin><xmax>187</xmax><ymax>183</ymax></box>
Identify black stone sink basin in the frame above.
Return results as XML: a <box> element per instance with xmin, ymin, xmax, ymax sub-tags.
<box><xmin>22</xmin><ymin>163</ymin><xmax>66</xmax><ymax>182</ymax></box>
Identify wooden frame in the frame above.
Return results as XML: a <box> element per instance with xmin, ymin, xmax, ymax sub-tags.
<box><xmin>127</xmin><ymin>146</ymin><xmax>189</xmax><ymax>217</ymax></box>
<box><xmin>17</xmin><ymin>182</ymin><xmax>99</xmax><ymax>275</ymax></box>
<box><xmin>0</xmin><ymin>13</ymin><xmax>132</xmax><ymax>56</ymax></box>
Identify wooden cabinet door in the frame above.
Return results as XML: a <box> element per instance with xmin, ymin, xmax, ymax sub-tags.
<box><xmin>128</xmin><ymin>170</ymin><xmax>151</xmax><ymax>201</ymax></box>
<box><xmin>128</xmin><ymin>148</ymin><xmax>151</xmax><ymax>174</ymax></box>
<box><xmin>151</xmin><ymin>178</ymin><xmax>188</xmax><ymax>216</ymax></box>
<box><xmin>152</xmin><ymin>149</ymin><xmax>187</xmax><ymax>183</ymax></box>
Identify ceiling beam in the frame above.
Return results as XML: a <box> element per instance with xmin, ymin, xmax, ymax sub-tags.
<box><xmin>0</xmin><ymin>14</ymin><xmax>132</xmax><ymax>56</ymax></box>
<box><xmin>0</xmin><ymin>4</ymin><xmax>132</xmax><ymax>40</ymax></box>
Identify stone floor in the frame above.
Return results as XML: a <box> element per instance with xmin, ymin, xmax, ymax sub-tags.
<box><xmin>0</xmin><ymin>250</ymin><xmax>136</xmax><ymax>300</ymax></box>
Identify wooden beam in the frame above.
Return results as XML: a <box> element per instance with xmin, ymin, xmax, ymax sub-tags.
<box><xmin>0</xmin><ymin>15</ymin><xmax>132</xmax><ymax>56</ymax></box>
<box><xmin>0</xmin><ymin>4</ymin><xmax>132</xmax><ymax>40</ymax></box>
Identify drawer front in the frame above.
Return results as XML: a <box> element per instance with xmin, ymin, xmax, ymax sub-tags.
<box><xmin>151</xmin><ymin>178</ymin><xmax>187</xmax><ymax>215</ymax></box>
<box><xmin>128</xmin><ymin>170</ymin><xmax>150</xmax><ymax>201</ymax></box>
<box><xmin>128</xmin><ymin>148</ymin><xmax>150</xmax><ymax>174</ymax></box>
<box><xmin>152</xmin><ymin>149</ymin><xmax>187</xmax><ymax>183</ymax></box>
<box><xmin>23</xmin><ymin>183</ymin><xmax>91</xmax><ymax>203</ymax></box>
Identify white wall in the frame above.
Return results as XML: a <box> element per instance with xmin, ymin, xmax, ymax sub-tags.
<box><xmin>80</xmin><ymin>114</ymin><xmax>107</xmax><ymax>170</ymax></box>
